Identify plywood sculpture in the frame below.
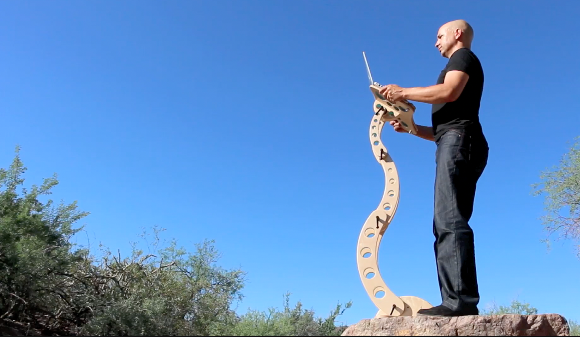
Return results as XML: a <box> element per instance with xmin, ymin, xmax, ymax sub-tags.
<box><xmin>357</xmin><ymin>52</ymin><xmax>433</xmax><ymax>318</ymax></box>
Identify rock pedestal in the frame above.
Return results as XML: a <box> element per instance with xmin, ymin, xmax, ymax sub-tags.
<box><xmin>341</xmin><ymin>314</ymin><xmax>570</xmax><ymax>336</ymax></box>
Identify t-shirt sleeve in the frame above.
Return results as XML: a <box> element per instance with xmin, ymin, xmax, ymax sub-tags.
<box><xmin>446</xmin><ymin>49</ymin><xmax>472</xmax><ymax>74</ymax></box>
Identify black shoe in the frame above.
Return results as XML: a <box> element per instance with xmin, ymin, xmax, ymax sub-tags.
<box><xmin>417</xmin><ymin>304</ymin><xmax>478</xmax><ymax>317</ymax></box>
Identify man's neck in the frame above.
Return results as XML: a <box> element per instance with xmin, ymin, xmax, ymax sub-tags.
<box><xmin>447</xmin><ymin>43</ymin><xmax>470</xmax><ymax>58</ymax></box>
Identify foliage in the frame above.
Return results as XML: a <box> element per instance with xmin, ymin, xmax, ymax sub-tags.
<box><xmin>531</xmin><ymin>136</ymin><xmax>580</xmax><ymax>335</ymax></box>
<box><xmin>78</xmin><ymin>229</ymin><xmax>246</xmax><ymax>336</ymax></box>
<box><xmin>0</xmin><ymin>147</ymin><xmax>350</xmax><ymax>336</ymax></box>
<box><xmin>570</xmin><ymin>319</ymin><xmax>580</xmax><ymax>336</ymax></box>
<box><xmin>0</xmin><ymin>148</ymin><xmax>246</xmax><ymax>335</ymax></box>
<box><xmin>481</xmin><ymin>299</ymin><xmax>538</xmax><ymax>316</ymax></box>
<box><xmin>532</xmin><ymin>136</ymin><xmax>580</xmax><ymax>257</ymax></box>
<box><xmin>226</xmin><ymin>293</ymin><xmax>351</xmax><ymax>336</ymax></box>
<box><xmin>0</xmin><ymin>146</ymin><xmax>90</xmax><ymax>335</ymax></box>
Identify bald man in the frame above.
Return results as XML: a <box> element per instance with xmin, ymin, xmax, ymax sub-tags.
<box><xmin>379</xmin><ymin>20</ymin><xmax>488</xmax><ymax>317</ymax></box>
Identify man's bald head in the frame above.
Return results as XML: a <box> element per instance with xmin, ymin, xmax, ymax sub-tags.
<box><xmin>435</xmin><ymin>20</ymin><xmax>474</xmax><ymax>58</ymax></box>
<box><xmin>440</xmin><ymin>20</ymin><xmax>474</xmax><ymax>47</ymax></box>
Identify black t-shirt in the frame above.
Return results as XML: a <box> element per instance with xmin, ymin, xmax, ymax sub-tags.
<box><xmin>431</xmin><ymin>48</ymin><xmax>484</xmax><ymax>142</ymax></box>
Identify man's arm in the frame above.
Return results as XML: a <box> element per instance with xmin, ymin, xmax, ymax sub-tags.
<box><xmin>403</xmin><ymin>71</ymin><xmax>469</xmax><ymax>104</ymax></box>
<box><xmin>382</xmin><ymin>70</ymin><xmax>469</xmax><ymax>104</ymax></box>
<box><xmin>415</xmin><ymin>125</ymin><xmax>435</xmax><ymax>141</ymax></box>
<box><xmin>390</xmin><ymin>121</ymin><xmax>434</xmax><ymax>141</ymax></box>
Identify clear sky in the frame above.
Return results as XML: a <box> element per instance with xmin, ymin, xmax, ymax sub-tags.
<box><xmin>1</xmin><ymin>0</ymin><xmax>579</xmax><ymax>327</ymax></box>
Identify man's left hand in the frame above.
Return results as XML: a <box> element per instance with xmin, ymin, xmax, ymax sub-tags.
<box><xmin>379</xmin><ymin>84</ymin><xmax>405</xmax><ymax>102</ymax></box>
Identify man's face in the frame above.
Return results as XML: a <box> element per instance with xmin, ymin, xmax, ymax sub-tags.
<box><xmin>435</xmin><ymin>26</ymin><xmax>456</xmax><ymax>58</ymax></box>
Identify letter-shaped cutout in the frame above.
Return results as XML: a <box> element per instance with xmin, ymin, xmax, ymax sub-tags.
<box><xmin>356</xmin><ymin>83</ymin><xmax>432</xmax><ymax>317</ymax></box>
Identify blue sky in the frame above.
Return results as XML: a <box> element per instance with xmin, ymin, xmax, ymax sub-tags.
<box><xmin>1</xmin><ymin>0</ymin><xmax>579</xmax><ymax>327</ymax></box>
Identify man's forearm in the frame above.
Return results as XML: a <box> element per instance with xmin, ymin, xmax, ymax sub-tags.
<box><xmin>402</xmin><ymin>85</ymin><xmax>452</xmax><ymax>104</ymax></box>
<box><xmin>415</xmin><ymin>125</ymin><xmax>435</xmax><ymax>141</ymax></box>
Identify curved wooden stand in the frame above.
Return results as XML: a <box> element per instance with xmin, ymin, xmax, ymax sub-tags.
<box><xmin>356</xmin><ymin>84</ymin><xmax>433</xmax><ymax>318</ymax></box>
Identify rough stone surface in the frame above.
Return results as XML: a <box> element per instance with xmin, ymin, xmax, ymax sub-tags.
<box><xmin>341</xmin><ymin>314</ymin><xmax>570</xmax><ymax>336</ymax></box>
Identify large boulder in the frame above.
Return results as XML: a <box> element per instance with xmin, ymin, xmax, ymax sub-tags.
<box><xmin>341</xmin><ymin>314</ymin><xmax>570</xmax><ymax>336</ymax></box>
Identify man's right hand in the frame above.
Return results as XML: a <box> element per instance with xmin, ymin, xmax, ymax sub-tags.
<box><xmin>389</xmin><ymin>120</ymin><xmax>407</xmax><ymax>133</ymax></box>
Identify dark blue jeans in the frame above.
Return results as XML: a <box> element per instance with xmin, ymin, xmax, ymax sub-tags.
<box><xmin>433</xmin><ymin>128</ymin><xmax>488</xmax><ymax>312</ymax></box>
